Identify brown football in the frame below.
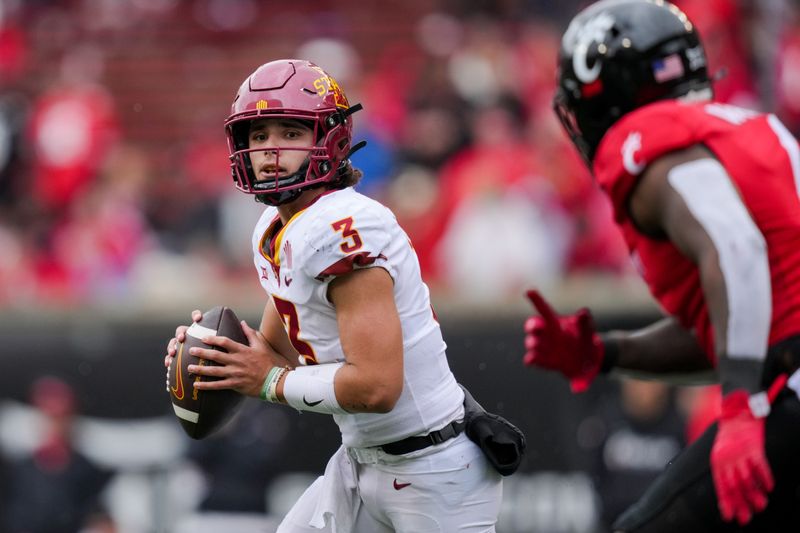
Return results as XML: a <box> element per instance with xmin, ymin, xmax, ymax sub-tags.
<box><xmin>167</xmin><ymin>306</ymin><xmax>247</xmax><ymax>439</ymax></box>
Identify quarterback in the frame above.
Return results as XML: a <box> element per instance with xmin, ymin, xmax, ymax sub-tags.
<box><xmin>165</xmin><ymin>59</ymin><xmax>502</xmax><ymax>532</ymax></box>
<box><xmin>523</xmin><ymin>0</ymin><xmax>800</xmax><ymax>531</ymax></box>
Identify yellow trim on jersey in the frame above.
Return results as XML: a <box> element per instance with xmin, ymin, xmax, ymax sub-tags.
<box><xmin>259</xmin><ymin>208</ymin><xmax>310</xmax><ymax>267</ymax></box>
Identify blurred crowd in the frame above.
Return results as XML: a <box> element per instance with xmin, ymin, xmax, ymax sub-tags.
<box><xmin>1</xmin><ymin>0</ymin><xmax>799</xmax><ymax>310</ymax></box>
<box><xmin>1</xmin><ymin>1</ymin><xmax>798</xmax><ymax>531</ymax></box>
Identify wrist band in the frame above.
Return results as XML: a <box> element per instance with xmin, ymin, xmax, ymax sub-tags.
<box><xmin>260</xmin><ymin>366</ymin><xmax>290</xmax><ymax>403</ymax></box>
<box><xmin>748</xmin><ymin>391</ymin><xmax>770</xmax><ymax>418</ymax></box>
<box><xmin>260</xmin><ymin>367</ymin><xmax>279</xmax><ymax>401</ymax></box>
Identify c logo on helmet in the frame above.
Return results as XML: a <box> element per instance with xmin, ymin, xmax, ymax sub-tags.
<box><xmin>568</xmin><ymin>12</ymin><xmax>615</xmax><ymax>84</ymax></box>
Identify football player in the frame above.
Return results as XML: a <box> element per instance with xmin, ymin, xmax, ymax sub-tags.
<box><xmin>165</xmin><ymin>59</ymin><xmax>503</xmax><ymax>532</ymax></box>
<box><xmin>523</xmin><ymin>0</ymin><xmax>800</xmax><ymax>531</ymax></box>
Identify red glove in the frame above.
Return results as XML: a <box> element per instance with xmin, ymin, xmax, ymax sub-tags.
<box><xmin>711</xmin><ymin>374</ymin><xmax>787</xmax><ymax>525</ymax></box>
<box><xmin>523</xmin><ymin>290</ymin><xmax>604</xmax><ymax>393</ymax></box>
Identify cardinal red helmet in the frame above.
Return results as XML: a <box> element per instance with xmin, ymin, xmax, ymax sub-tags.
<box><xmin>224</xmin><ymin>59</ymin><xmax>362</xmax><ymax>205</ymax></box>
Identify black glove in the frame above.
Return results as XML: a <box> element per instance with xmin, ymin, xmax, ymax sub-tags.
<box><xmin>461</xmin><ymin>385</ymin><xmax>527</xmax><ymax>476</ymax></box>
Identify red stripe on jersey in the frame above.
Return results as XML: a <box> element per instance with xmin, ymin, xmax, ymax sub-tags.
<box><xmin>316</xmin><ymin>252</ymin><xmax>387</xmax><ymax>279</ymax></box>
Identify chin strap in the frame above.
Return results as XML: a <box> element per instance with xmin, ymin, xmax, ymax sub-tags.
<box><xmin>338</xmin><ymin>105</ymin><xmax>367</xmax><ymax>166</ymax></box>
<box><xmin>254</xmin><ymin>188</ymin><xmax>303</xmax><ymax>206</ymax></box>
<box><xmin>346</xmin><ymin>140</ymin><xmax>367</xmax><ymax>159</ymax></box>
<box><xmin>253</xmin><ymin>161</ymin><xmax>309</xmax><ymax>206</ymax></box>
<box><xmin>330</xmin><ymin>140</ymin><xmax>368</xmax><ymax>185</ymax></box>
<box><xmin>343</xmin><ymin>103</ymin><xmax>363</xmax><ymax>118</ymax></box>
<box><xmin>325</xmin><ymin>103</ymin><xmax>363</xmax><ymax>129</ymax></box>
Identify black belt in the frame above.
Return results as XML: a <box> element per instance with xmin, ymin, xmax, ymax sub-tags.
<box><xmin>380</xmin><ymin>419</ymin><xmax>466</xmax><ymax>455</ymax></box>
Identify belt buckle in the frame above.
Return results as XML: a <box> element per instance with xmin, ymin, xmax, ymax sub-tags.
<box><xmin>429</xmin><ymin>423</ymin><xmax>453</xmax><ymax>445</ymax></box>
<box><xmin>348</xmin><ymin>446</ymin><xmax>380</xmax><ymax>464</ymax></box>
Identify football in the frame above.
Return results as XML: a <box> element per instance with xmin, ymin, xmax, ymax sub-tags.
<box><xmin>168</xmin><ymin>306</ymin><xmax>247</xmax><ymax>439</ymax></box>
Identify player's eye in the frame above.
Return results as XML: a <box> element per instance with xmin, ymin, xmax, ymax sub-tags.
<box><xmin>285</xmin><ymin>129</ymin><xmax>304</xmax><ymax>140</ymax></box>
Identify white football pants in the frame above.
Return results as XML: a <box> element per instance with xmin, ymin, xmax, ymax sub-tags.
<box><xmin>277</xmin><ymin>432</ymin><xmax>503</xmax><ymax>533</ymax></box>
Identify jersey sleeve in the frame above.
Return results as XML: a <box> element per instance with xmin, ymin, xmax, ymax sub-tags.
<box><xmin>301</xmin><ymin>198</ymin><xmax>393</xmax><ymax>281</ymax></box>
<box><xmin>593</xmin><ymin>101</ymin><xmax>700</xmax><ymax>223</ymax></box>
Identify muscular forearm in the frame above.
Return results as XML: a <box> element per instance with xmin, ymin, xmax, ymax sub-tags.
<box><xmin>260</xmin><ymin>300</ymin><xmax>300</xmax><ymax>368</ymax></box>
<box><xmin>602</xmin><ymin>317</ymin><xmax>715</xmax><ymax>382</ymax></box>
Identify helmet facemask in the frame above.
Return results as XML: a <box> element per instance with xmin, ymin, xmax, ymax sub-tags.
<box><xmin>227</xmin><ymin>109</ymin><xmax>354</xmax><ymax>205</ymax></box>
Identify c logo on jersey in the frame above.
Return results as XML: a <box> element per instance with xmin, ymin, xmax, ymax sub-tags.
<box><xmin>622</xmin><ymin>131</ymin><xmax>646</xmax><ymax>175</ymax></box>
<box><xmin>567</xmin><ymin>12</ymin><xmax>615</xmax><ymax>84</ymax></box>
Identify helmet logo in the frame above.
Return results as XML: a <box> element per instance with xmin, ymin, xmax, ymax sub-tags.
<box><xmin>309</xmin><ymin>66</ymin><xmax>350</xmax><ymax>109</ymax></box>
<box><xmin>622</xmin><ymin>131</ymin><xmax>645</xmax><ymax>175</ymax></box>
<box><xmin>256</xmin><ymin>100</ymin><xmax>269</xmax><ymax>110</ymax></box>
<box><xmin>569</xmin><ymin>12</ymin><xmax>615</xmax><ymax>84</ymax></box>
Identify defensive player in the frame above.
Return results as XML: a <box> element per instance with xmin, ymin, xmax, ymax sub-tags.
<box><xmin>523</xmin><ymin>0</ymin><xmax>800</xmax><ymax>531</ymax></box>
<box><xmin>165</xmin><ymin>59</ymin><xmax>502</xmax><ymax>532</ymax></box>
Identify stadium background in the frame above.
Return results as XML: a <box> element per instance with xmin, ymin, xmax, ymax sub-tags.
<box><xmin>0</xmin><ymin>0</ymin><xmax>798</xmax><ymax>531</ymax></box>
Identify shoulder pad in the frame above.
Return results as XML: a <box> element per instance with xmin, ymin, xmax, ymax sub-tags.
<box><xmin>594</xmin><ymin>101</ymin><xmax>701</xmax><ymax>222</ymax></box>
<box><xmin>301</xmin><ymin>191</ymin><xmax>391</xmax><ymax>280</ymax></box>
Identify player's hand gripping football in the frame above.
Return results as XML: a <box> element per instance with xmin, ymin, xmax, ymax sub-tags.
<box><xmin>165</xmin><ymin>311</ymin><xmax>291</xmax><ymax>398</ymax></box>
<box><xmin>165</xmin><ymin>309</ymin><xmax>204</xmax><ymax>391</ymax></box>
<box><xmin>711</xmin><ymin>374</ymin><xmax>787</xmax><ymax>525</ymax></box>
<box><xmin>523</xmin><ymin>290</ymin><xmax>604</xmax><ymax>393</ymax></box>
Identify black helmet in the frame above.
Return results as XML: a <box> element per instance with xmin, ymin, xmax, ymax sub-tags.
<box><xmin>553</xmin><ymin>0</ymin><xmax>712</xmax><ymax>165</ymax></box>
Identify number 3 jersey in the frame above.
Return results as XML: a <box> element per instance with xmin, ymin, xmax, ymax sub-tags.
<box><xmin>251</xmin><ymin>187</ymin><xmax>464</xmax><ymax>448</ymax></box>
<box><xmin>593</xmin><ymin>100</ymin><xmax>800</xmax><ymax>362</ymax></box>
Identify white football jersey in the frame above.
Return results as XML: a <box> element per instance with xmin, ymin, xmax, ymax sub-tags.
<box><xmin>251</xmin><ymin>187</ymin><xmax>464</xmax><ymax>448</ymax></box>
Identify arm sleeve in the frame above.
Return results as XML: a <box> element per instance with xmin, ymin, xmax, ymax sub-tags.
<box><xmin>668</xmin><ymin>158</ymin><xmax>771</xmax><ymax>394</ymax></box>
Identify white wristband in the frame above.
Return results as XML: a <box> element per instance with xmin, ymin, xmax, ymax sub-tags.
<box><xmin>282</xmin><ymin>362</ymin><xmax>347</xmax><ymax>414</ymax></box>
<box><xmin>748</xmin><ymin>391</ymin><xmax>771</xmax><ymax>418</ymax></box>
